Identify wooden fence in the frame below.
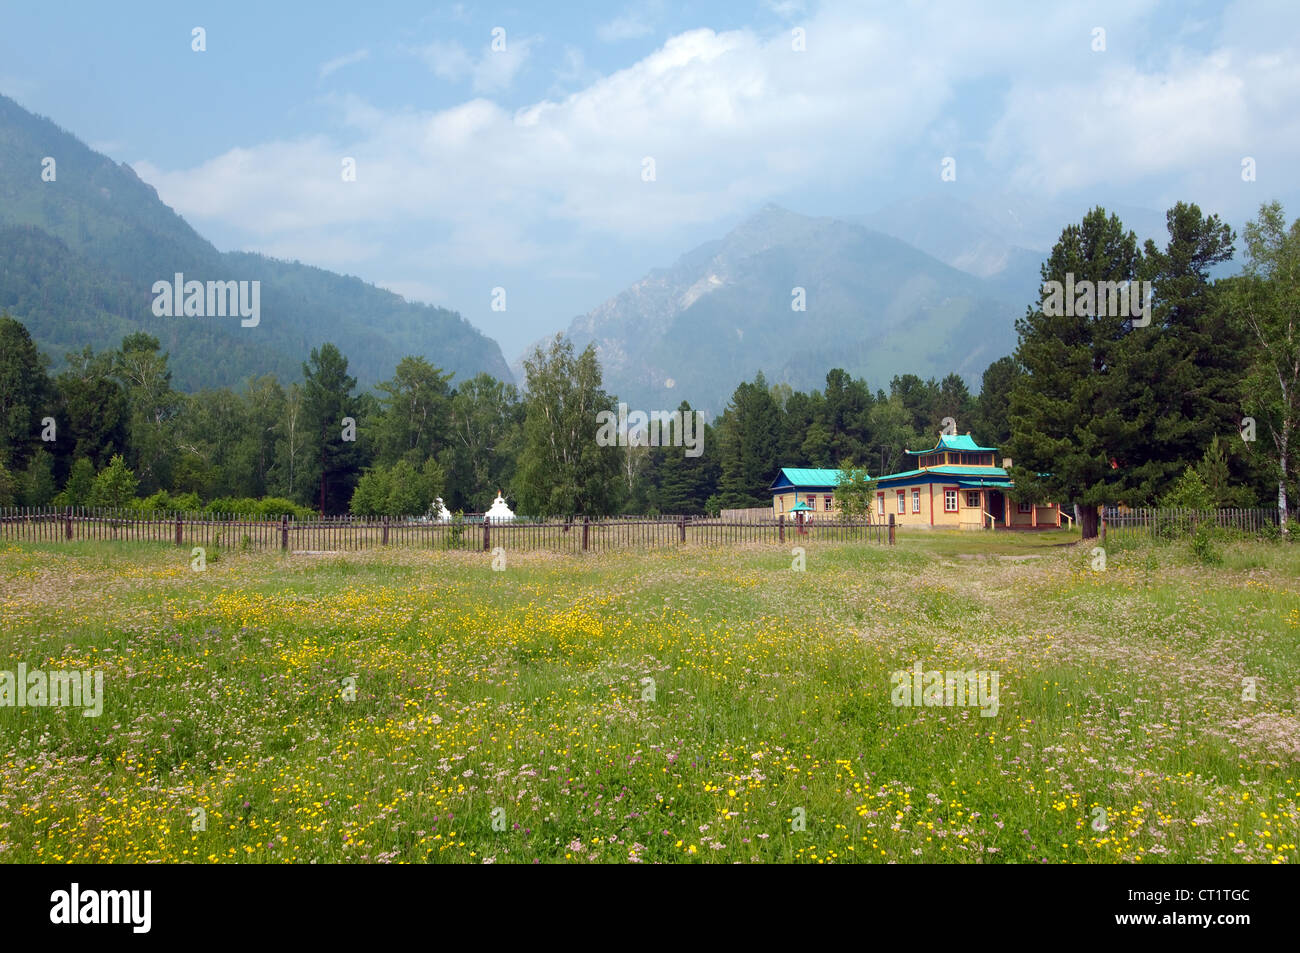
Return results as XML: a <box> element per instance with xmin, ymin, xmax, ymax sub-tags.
<box><xmin>1101</xmin><ymin>506</ymin><xmax>1282</xmax><ymax>538</ymax></box>
<box><xmin>719</xmin><ymin>507</ymin><xmax>773</xmax><ymax>523</ymax></box>
<box><xmin>0</xmin><ymin>507</ymin><xmax>896</xmax><ymax>553</ymax></box>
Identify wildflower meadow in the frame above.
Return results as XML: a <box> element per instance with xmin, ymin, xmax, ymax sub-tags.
<box><xmin>1</xmin><ymin>531</ymin><xmax>1295</xmax><ymax>864</ymax></box>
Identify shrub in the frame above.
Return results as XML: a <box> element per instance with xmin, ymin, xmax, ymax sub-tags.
<box><xmin>171</xmin><ymin>491</ymin><xmax>202</xmax><ymax>512</ymax></box>
<box><xmin>205</xmin><ymin>496</ymin><xmax>313</xmax><ymax>519</ymax></box>
<box><xmin>446</xmin><ymin>510</ymin><xmax>466</xmax><ymax>549</ymax></box>
<box><xmin>133</xmin><ymin>490</ymin><xmax>173</xmax><ymax>512</ymax></box>
<box><xmin>254</xmin><ymin>497</ymin><xmax>312</xmax><ymax>519</ymax></box>
<box><xmin>90</xmin><ymin>455</ymin><xmax>138</xmax><ymax>508</ymax></box>
<box><xmin>349</xmin><ymin>469</ymin><xmax>391</xmax><ymax>517</ymax></box>
<box><xmin>53</xmin><ymin>458</ymin><xmax>95</xmax><ymax>507</ymax></box>
<box><xmin>1160</xmin><ymin>466</ymin><xmax>1215</xmax><ymax>510</ymax></box>
<box><xmin>1190</xmin><ymin>524</ymin><xmax>1222</xmax><ymax>565</ymax></box>
<box><xmin>0</xmin><ymin>461</ymin><xmax>14</xmax><ymax>507</ymax></box>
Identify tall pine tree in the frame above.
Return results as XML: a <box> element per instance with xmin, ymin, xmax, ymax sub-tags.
<box><xmin>1006</xmin><ymin>207</ymin><xmax>1145</xmax><ymax>538</ymax></box>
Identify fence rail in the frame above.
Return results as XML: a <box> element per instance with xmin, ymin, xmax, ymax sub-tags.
<box><xmin>0</xmin><ymin>507</ymin><xmax>896</xmax><ymax>553</ymax></box>
<box><xmin>1101</xmin><ymin>506</ymin><xmax>1281</xmax><ymax>537</ymax></box>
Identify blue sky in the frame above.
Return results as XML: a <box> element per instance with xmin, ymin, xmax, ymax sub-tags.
<box><xmin>3</xmin><ymin>0</ymin><xmax>1298</xmax><ymax>361</ymax></box>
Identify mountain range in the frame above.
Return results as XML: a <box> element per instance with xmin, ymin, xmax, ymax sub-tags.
<box><xmin>0</xmin><ymin>94</ymin><xmax>511</xmax><ymax>391</ymax></box>
<box><xmin>528</xmin><ymin>204</ymin><xmax>1032</xmax><ymax>414</ymax></box>
<box><xmin>4</xmin><ymin>93</ymin><xmax>1186</xmax><ymax>415</ymax></box>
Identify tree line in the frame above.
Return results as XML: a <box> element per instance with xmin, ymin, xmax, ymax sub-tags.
<box><xmin>0</xmin><ymin>201</ymin><xmax>1295</xmax><ymax>537</ymax></box>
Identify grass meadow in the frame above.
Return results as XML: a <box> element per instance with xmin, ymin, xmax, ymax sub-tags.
<box><xmin>1</xmin><ymin>529</ymin><xmax>1297</xmax><ymax>864</ymax></box>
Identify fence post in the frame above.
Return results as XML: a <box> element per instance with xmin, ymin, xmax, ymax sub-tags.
<box><xmin>582</xmin><ymin>516</ymin><xmax>590</xmax><ymax>552</ymax></box>
<box><xmin>778</xmin><ymin>514</ymin><xmax>785</xmax><ymax>543</ymax></box>
<box><xmin>174</xmin><ymin>512</ymin><xmax>183</xmax><ymax>547</ymax></box>
<box><xmin>1100</xmin><ymin>513</ymin><xmax>1107</xmax><ymax>545</ymax></box>
<box><xmin>65</xmin><ymin>506</ymin><xmax>73</xmax><ymax>540</ymax></box>
<box><xmin>280</xmin><ymin>514</ymin><xmax>289</xmax><ymax>552</ymax></box>
<box><xmin>678</xmin><ymin>516</ymin><xmax>686</xmax><ymax>543</ymax></box>
<box><xmin>483</xmin><ymin>517</ymin><xmax>491</xmax><ymax>552</ymax></box>
<box><xmin>888</xmin><ymin>513</ymin><xmax>895</xmax><ymax>546</ymax></box>
<box><xmin>382</xmin><ymin>515</ymin><xmax>389</xmax><ymax>546</ymax></box>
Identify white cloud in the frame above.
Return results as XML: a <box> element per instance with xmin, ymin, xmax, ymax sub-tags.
<box><xmin>415</xmin><ymin>34</ymin><xmax>538</xmax><ymax>92</ymax></box>
<box><xmin>319</xmin><ymin>48</ymin><xmax>370</xmax><ymax>80</ymax></box>
<box><xmin>762</xmin><ymin>0</ymin><xmax>806</xmax><ymax>18</ymax></box>
<box><xmin>419</xmin><ymin>40</ymin><xmax>475</xmax><ymax>82</ymax></box>
<box><xmin>472</xmin><ymin>35</ymin><xmax>538</xmax><ymax>92</ymax></box>
<box><xmin>598</xmin><ymin>15</ymin><xmax>654</xmax><ymax>42</ymax></box>
<box><xmin>134</xmin><ymin>0</ymin><xmax>1300</xmax><ymax>273</ymax></box>
<box><xmin>598</xmin><ymin>1</ymin><xmax>662</xmax><ymax>42</ymax></box>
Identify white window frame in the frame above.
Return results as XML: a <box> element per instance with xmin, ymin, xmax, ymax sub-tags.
<box><xmin>911</xmin><ymin>489</ymin><xmax>921</xmax><ymax>513</ymax></box>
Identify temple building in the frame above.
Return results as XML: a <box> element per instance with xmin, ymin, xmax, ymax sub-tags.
<box><xmin>870</xmin><ymin>433</ymin><xmax>1061</xmax><ymax>529</ymax></box>
<box><xmin>769</xmin><ymin>433</ymin><xmax>1062</xmax><ymax>530</ymax></box>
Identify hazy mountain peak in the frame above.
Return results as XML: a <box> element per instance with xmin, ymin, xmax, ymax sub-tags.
<box><xmin>0</xmin><ymin>94</ymin><xmax>511</xmax><ymax>390</ymax></box>
<box><xmin>531</xmin><ymin>203</ymin><xmax>1022</xmax><ymax>414</ymax></box>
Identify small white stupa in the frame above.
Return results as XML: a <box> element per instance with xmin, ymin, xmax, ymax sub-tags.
<box><xmin>430</xmin><ymin>497</ymin><xmax>452</xmax><ymax>523</ymax></box>
<box><xmin>485</xmin><ymin>491</ymin><xmax>515</xmax><ymax>522</ymax></box>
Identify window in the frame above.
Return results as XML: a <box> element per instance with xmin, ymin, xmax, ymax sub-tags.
<box><xmin>877</xmin><ymin>493</ymin><xmax>885</xmax><ymax>516</ymax></box>
<box><xmin>911</xmin><ymin>489</ymin><xmax>920</xmax><ymax>513</ymax></box>
<box><xmin>824</xmin><ymin>496</ymin><xmax>833</xmax><ymax>511</ymax></box>
<box><xmin>944</xmin><ymin>489</ymin><xmax>958</xmax><ymax>512</ymax></box>
<box><xmin>966</xmin><ymin>491</ymin><xmax>981</xmax><ymax>509</ymax></box>
<box><xmin>897</xmin><ymin>491</ymin><xmax>906</xmax><ymax>514</ymax></box>
<box><xmin>1018</xmin><ymin>502</ymin><xmax>1032</xmax><ymax>514</ymax></box>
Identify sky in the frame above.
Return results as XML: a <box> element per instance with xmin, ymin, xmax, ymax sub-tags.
<box><xmin>3</xmin><ymin>0</ymin><xmax>1298</xmax><ymax>361</ymax></box>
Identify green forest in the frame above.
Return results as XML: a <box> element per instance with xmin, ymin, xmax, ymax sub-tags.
<box><xmin>1</xmin><ymin>201</ymin><xmax>1297</xmax><ymax>539</ymax></box>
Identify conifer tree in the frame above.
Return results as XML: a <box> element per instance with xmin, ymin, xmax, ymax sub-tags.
<box><xmin>1006</xmin><ymin>207</ymin><xmax>1145</xmax><ymax>538</ymax></box>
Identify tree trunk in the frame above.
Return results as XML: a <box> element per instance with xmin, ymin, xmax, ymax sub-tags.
<box><xmin>1076</xmin><ymin>502</ymin><xmax>1100</xmax><ymax>540</ymax></box>
<box><xmin>1280</xmin><ymin>429</ymin><xmax>1290</xmax><ymax>536</ymax></box>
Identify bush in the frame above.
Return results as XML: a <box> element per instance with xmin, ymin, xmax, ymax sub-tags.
<box><xmin>446</xmin><ymin>510</ymin><xmax>466</xmax><ymax>549</ymax></box>
<box><xmin>171</xmin><ymin>491</ymin><xmax>202</xmax><ymax>512</ymax></box>
<box><xmin>1160</xmin><ymin>466</ymin><xmax>1215</xmax><ymax>510</ymax></box>
<box><xmin>90</xmin><ymin>455</ymin><xmax>138</xmax><ymax>508</ymax></box>
<box><xmin>1190</xmin><ymin>524</ymin><xmax>1222</xmax><ymax>565</ymax></box>
<box><xmin>204</xmin><ymin>496</ymin><xmax>256</xmax><ymax>516</ymax></box>
<box><xmin>0</xmin><ymin>461</ymin><xmax>14</xmax><ymax>507</ymax></box>
<box><xmin>53</xmin><ymin>458</ymin><xmax>95</xmax><ymax>508</ymax></box>
<box><xmin>205</xmin><ymin>496</ymin><xmax>314</xmax><ymax>519</ymax></box>
<box><xmin>133</xmin><ymin>490</ymin><xmax>173</xmax><ymax>512</ymax></box>
<box><xmin>254</xmin><ymin>497</ymin><xmax>313</xmax><ymax>519</ymax></box>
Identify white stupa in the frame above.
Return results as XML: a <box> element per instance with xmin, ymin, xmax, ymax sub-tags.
<box><xmin>485</xmin><ymin>491</ymin><xmax>515</xmax><ymax>522</ymax></box>
<box><xmin>430</xmin><ymin>497</ymin><xmax>452</xmax><ymax>523</ymax></box>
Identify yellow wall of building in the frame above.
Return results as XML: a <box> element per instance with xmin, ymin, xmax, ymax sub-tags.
<box><xmin>772</xmin><ymin>490</ymin><xmax>839</xmax><ymax>517</ymax></box>
<box><xmin>774</xmin><ymin>481</ymin><xmax>1062</xmax><ymax>529</ymax></box>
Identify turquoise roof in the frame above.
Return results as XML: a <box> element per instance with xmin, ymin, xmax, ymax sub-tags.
<box><xmin>906</xmin><ymin>434</ymin><xmax>998</xmax><ymax>455</ymax></box>
<box><xmin>874</xmin><ymin>464</ymin><xmax>1012</xmax><ymax>487</ymax></box>
<box><xmin>769</xmin><ymin>467</ymin><xmax>854</xmax><ymax>491</ymax></box>
<box><xmin>789</xmin><ymin>500</ymin><xmax>813</xmax><ymax>511</ymax></box>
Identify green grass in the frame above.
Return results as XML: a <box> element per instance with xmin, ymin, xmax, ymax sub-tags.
<box><xmin>0</xmin><ymin>531</ymin><xmax>1297</xmax><ymax>864</ymax></box>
